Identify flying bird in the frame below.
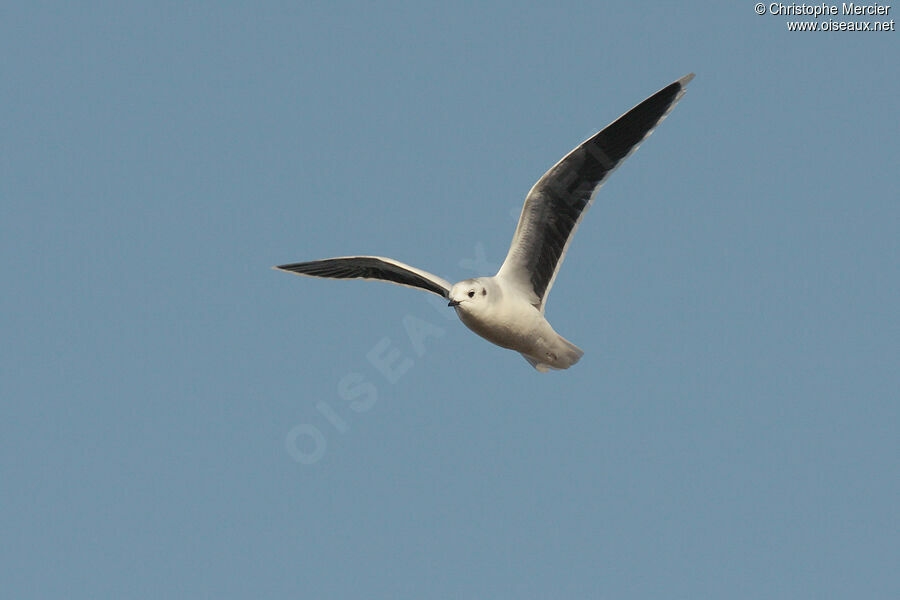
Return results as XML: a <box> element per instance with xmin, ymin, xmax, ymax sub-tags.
<box><xmin>276</xmin><ymin>74</ymin><xmax>694</xmax><ymax>371</ymax></box>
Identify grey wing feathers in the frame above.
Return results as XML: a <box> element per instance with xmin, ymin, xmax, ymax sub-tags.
<box><xmin>275</xmin><ymin>256</ymin><xmax>451</xmax><ymax>299</ymax></box>
<box><xmin>498</xmin><ymin>73</ymin><xmax>694</xmax><ymax>310</ymax></box>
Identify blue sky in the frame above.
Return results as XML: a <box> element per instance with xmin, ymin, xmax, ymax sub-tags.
<box><xmin>2</xmin><ymin>2</ymin><xmax>897</xmax><ymax>598</ymax></box>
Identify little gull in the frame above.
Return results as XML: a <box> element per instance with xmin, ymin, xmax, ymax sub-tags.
<box><xmin>276</xmin><ymin>74</ymin><xmax>694</xmax><ymax>371</ymax></box>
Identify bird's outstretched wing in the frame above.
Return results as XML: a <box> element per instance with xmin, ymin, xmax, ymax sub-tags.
<box><xmin>275</xmin><ymin>256</ymin><xmax>452</xmax><ymax>299</ymax></box>
<box><xmin>497</xmin><ymin>73</ymin><xmax>694</xmax><ymax>312</ymax></box>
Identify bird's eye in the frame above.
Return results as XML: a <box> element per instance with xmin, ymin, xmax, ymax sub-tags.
<box><xmin>481</xmin><ymin>289</ymin><xmax>487</xmax><ymax>296</ymax></box>
<box><xmin>468</xmin><ymin>290</ymin><xmax>475</xmax><ymax>298</ymax></box>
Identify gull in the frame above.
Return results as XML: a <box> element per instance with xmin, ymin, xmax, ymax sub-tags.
<box><xmin>275</xmin><ymin>74</ymin><xmax>694</xmax><ymax>372</ymax></box>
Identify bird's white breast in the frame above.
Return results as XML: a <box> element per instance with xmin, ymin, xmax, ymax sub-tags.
<box><xmin>455</xmin><ymin>287</ymin><xmax>553</xmax><ymax>354</ymax></box>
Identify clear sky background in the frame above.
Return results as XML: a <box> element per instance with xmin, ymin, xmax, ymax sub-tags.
<box><xmin>2</xmin><ymin>2</ymin><xmax>897</xmax><ymax>598</ymax></box>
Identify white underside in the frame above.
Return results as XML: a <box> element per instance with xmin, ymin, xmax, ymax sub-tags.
<box><xmin>452</xmin><ymin>276</ymin><xmax>583</xmax><ymax>371</ymax></box>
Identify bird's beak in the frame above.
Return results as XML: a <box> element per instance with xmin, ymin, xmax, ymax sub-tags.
<box><xmin>447</xmin><ymin>299</ymin><xmax>461</xmax><ymax>307</ymax></box>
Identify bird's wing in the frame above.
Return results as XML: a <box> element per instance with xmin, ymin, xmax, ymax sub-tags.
<box><xmin>497</xmin><ymin>73</ymin><xmax>694</xmax><ymax>312</ymax></box>
<box><xmin>274</xmin><ymin>256</ymin><xmax>452</xmax><ymax>299</ymax></box>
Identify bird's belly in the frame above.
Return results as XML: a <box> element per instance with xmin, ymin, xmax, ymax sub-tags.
<box><xmin>456</xmin><ymin>306</ymin><xmax>551</xmax><ymax>354</ymax></box>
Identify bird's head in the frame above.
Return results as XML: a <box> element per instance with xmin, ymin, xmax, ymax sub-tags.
<box><xmin>448</xmin><ymin>278</ymin><xmax>491</xmax><ymax>311</ymax></box>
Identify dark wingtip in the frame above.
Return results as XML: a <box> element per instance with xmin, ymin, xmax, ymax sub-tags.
<box><xmin>273</xmin><ymin>264</ymin><xmax>300</xmax><ymax>273</ymax></box>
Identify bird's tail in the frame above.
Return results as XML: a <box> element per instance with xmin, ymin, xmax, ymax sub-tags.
<box><xmin>554</xmin><ymin>335</ymin><xmax>584</xmax><ymax>369</ymax></box>
<box><xmin>522</xmin><ymin>355</ymin><xmax>551</xmax><ymax>372</ymax></box>
<box><xmin>522</xmin><ymin>335</ymin><xmax>584</xmax><ymax>372</ymax></box>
